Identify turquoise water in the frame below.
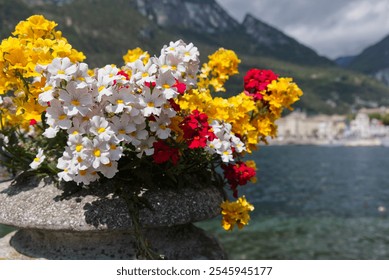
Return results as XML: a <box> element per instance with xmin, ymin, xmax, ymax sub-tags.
<box><xmin>198</xmin><ymin>146</ymin><xmax>389</xmax><ymax>259</ymax></box>
<box><xmin>2</xmin><ymin>146</ymin><xmax>389</xmax><ymax>259</ymax></box>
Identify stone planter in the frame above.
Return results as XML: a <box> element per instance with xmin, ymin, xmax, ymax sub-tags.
<box><xmin>0</xmin><ymin>176</ymin><xmax>227</xmax><ymax>259</ymax></box>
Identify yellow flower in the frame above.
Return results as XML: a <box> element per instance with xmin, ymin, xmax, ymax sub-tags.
<box><xmin>13</xmin><ymin>15</ymin><xmax>57</xmax><ymax>40</ymax></box>
<box><xmin>198</xmin><ymin>48</ymin><xmax>240</xmax><ymax>92</ymax></box>
<box><xmin>221</xmin><ymin>196</ymin><xmax>254</xmax><ymax>231</ymax></box>
<box><xmin>264</xmin><ymin>77</ymin><xmax>303</xmax><ymax>119</ymax></box>
<box><xmin>123</xmin><ymin>47</ymin><xmax>150</xmax><ymax>64</ymax></box>
<box><xmin>0</xmin><ymin>15</ymin><xmax>85</xmax><ymax>128</ymax></box>
<box><xmin>169</xmin><ymin>116</ymin><xmax>184</xmax><ymax>142</ymax></box>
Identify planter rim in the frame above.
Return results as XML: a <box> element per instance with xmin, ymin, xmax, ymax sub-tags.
<box><xmin>0</xmin><ymin>176</ymin><xmax>224</xmax><ymax>231</ymax></box>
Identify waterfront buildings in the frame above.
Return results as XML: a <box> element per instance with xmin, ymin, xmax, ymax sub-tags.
<box><xmin>273</xmin><ymin>108</ymin><xmax>389</xmax><ymax>146</ymax></box>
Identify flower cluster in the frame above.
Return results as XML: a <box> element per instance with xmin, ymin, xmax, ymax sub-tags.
<box><xmin>222</xmin><ymin>161</ymin><xmax>257</xmax><ymax>198</ymax></box>
<box><xmin>0</xmin><ymin>15</ymin><xmax>85</xmax><ymax>128</ymax></box>
<box><xmin>36</xmin><ymin>39</ymin><xmax>199</xmax><ymax>185</ymax></box>
<box><xmin>221</xmin><ymin>196</ymin><xmax>254</xmax><ymax>231</ymax></box>
<box><xmin>244</xmin><ymin>68</ymin><xmax>278</xmax><ymax>101</ymax></box>
<box><xmin>0</xmin><ymin>15</ymin><xmax>303</xmax><ymax>231</ymax></box>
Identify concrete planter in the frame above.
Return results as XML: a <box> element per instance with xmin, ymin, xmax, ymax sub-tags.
<box><xmin>0</xmin><ymin>177</ymin><xmax>227</xmax><ymax>259</ymax></box>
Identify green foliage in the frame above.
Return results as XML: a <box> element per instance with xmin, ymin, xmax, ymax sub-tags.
<box><xmin>347</xmin><ymin>35</ymin><xmax>389</xmax><ymax>73</ymax></box>
<box><xmin>368</xmin><ymin>112</ymin><xmax>389</xmax><ymax>126</ymax></box>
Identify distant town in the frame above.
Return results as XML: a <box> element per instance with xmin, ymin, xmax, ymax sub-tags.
<box><xmin>271</xmin><ymin>107</ymin><xmax>389</xmax><ymax>146</ymax></box>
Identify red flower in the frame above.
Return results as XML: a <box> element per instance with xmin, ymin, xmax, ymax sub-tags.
<box><xmin>29</xmin><ymin>119</ymin><xmax>37</xmax><ymax>126</ymax></box>
<box><xmin>117</xmin><ymin>70</ymin><xmax>129</xmax><ymax>80</ymax></box>
<box><xmin>179</xmin><ymin>110</ymin><xmax>216</xmax><ymax>149</ymax></box>
<box><xmin>153</xmin><ymin>140</ymin><xmax>180</xmax><ymax>165</ymax></box>
<box><xmin>173</xmin><ymin>79</ymin><xmax>186</xmax><ymax>95</ymax></box>
<box><xmin>222</xmin><ymin>162</ymin><xmax>256</xmax><ymax>197</ymax></box>
<box><xmin>113</xmin><ymin>70</ymin><xmax>130</xmax><ymax>86</ymax></box>
<box><xmin>243</xmin><ymin>69</ymin><xmax>278</xmax><ymax>101</ymax></box>
<box><xmin>144</xmin><ymin>81</ymin><xmax>156</xmax><ymax>89</ymax></box>
<box><xmin>168</xmin><ymin>98</ymin><xmax>181</xmax><ymax>112</ymax></box>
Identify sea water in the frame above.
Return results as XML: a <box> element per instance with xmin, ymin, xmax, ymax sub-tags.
<box><xmin>199</xmin><ymin>146</ymin><xmax>389</xmax><ymax>259</ymax></box>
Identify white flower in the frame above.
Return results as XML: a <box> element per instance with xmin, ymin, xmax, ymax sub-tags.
<box><xmin>59</xmin><ymin>81</ymin><xmax>93</xmax><ymax>116</ymax></box>
<box><xmin>65</xmin><ymin>137</ymin><xmax>93</xmax><ymax>172</ymax></box>
<box><xmin>75</xmin><ymin>62</ymin><xmax>94</xmax><ymax>84</ymax></box>
<box><xmin>98</xmin><ymin>161</ymin><xmax>118</xmax><ymax>179</ymax></box>
<box><xmin>183</xmin><ymin>62</ymin><xmax>199</xmax><ymax>86</ymax></box>
<box><xmin>38</xmin><ymin>85</ymin><xmax>57</xmax><ymax>105</ymax></box>
<box><xmin>127</xmin><ymin>123</ymin><xmax>148</xmax><ymax>147</ymax></box>
<box><xmin>43</xmin><ymin>125</ymin><xmax>60</xmax><ymax>138</ymax></box>
<box><xmin>45</xmin><ymin>99</ymin><xmax>72</xmax><ymax>130</ymax></box>
<box><xmin>83</xmin><ymin>138</ymin><xmax>110</xmax><ymax>169</ymax></box>
<box><xmin>46</xmin><ymin>57</ymin><xmax>78</xmax><ymax>86</ymax></box>
<box><xmin>138</xmin><ymin>87</ymin><xmax>165</xmax><ymax>117</ymax></box>
<box><xmin>206</xmin><ymin>121</ymin><xmax>245</xmax><ymax>162</ymax></box>
<box><xmin>160</xmin><ymin>53</ymin><xmax>186</xmax><ymax>75</ymax></box>
<box><xmin>127</xmin><ymin>59</ymin><xmax>157</xmax><ymax>86</ymax></box>
<box><xmin>96</xmin><ymin>65</ymin><xmax>120</xmax><ymax>86</ymax></box>
<box><xmin>105</xmin><ymin>87</ymin><xmax>137</xmax><ymax>114</ymax></box>
<box><xmin>67</xmin><ymin>117</ymin><xmax>87</xmax><ymax>142</ymax></box>
<box><xmin>136</xmin><ymin>136</ymin><xmax>156</xmax><ymax>158</ymax></box>
<box><xmin>89</xmin><ymin>116</ymin><xmax>115</xmax><ymax>142</ymax></box>
<box><xmin>181</xmin><ymin>42</ymin><xmax>200</xmax><ymax>63</ymax></box>
<box><xmin>107</xmin><ymin>141</ymin><xmax>123</xmax><ymax>161</ymax></box>
<box><xmin>155</xmin><ymin>71</ymin><xmax>178</xmax><ymax>99</ymax></box>
<box><xmin>30</xmin><ymin>148</ymin><xmax>46</xmax><ymax>169</ymax></box>
<box><xmin>110</xmin><ymin>115</ymin><xmax>136</xmax><ymax>143</ymax></box>
<box><xmin>73</xmin><ymin>168</ymin><xmax>99</xmax><ymax>186</ymax></box>
<box><xmin>231</xmin><ymin>134</ymin><xmax>245</xmax><ymax>153</ymax></box>
<box><xmin>149</xmin><ymin>115</ymin><xmax>171</xmax><ymax>140</ymax></box>
<box><xmin>57</xmin><ymin>152</ymin><xmax>75</xmax><ymax>182</ymax></box>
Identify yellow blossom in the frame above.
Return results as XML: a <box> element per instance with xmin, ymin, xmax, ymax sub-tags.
<box><xmin>123</xmin><ymin>47</ymin><xmax>150</xmax><ymax>64</ymax></box>
<box><xmin>198</xmin><ymin>48</ymin><xmax>240</xmax><ymax>92</ymax></box>
<box><xmin>264</xmin><ymin>77</ymin><xmax>303</xmax><ymax>119</ymax></box>
<box><xmin>0</xmin><ymin>15</ymin><xmax>85</xmax><ymax>128</ymax></box>
<box><xmin>221</xmin><ymin>196</ymin><xmax>254</xmax><ymax>231</ymax></box>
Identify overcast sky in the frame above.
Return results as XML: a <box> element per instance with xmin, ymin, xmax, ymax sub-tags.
<box><xmin>217</xmin><ymin>0</ymin><xmax>389</xmax><ymax>59</ymax></box>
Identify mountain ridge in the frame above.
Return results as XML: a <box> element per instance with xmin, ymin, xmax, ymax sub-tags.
<box><xmin>2</xmin><ymin>0</ymin><xmax>389</xmax><ymax>114</ymax></box>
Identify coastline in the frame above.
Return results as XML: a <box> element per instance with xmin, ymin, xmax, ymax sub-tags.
<box><xmin>268</xmin><ymin>137</ymin><xmax>388</xmax><ymax>147</ymax></box>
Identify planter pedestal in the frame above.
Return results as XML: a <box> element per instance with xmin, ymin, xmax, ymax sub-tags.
<box><xmin>0</xmin><ymin>177</ymin><xmax>226</xmax><ymax>259</ymax></box>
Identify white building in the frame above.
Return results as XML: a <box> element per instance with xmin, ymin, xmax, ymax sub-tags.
<box><xmin>273</xmin><ymin>109</ymin><xmax>389</xmax><ymax>145</ymax></box>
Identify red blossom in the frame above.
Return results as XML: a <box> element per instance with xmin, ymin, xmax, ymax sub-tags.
<box><xmin>173</xmin><ymin>79</ymin><xmax>186</xmax><ymax>95</ymax></box>
<box><xmin>179</xmin><ymin>110</ymin><xmax>216</xmax><ymax>149</ymax></box>
<box><xmin>168</xmin><ymin>98</ymin><xmax>181</xmax><ymax>112</ymax></box>
<box><xmin>117</xmin><ymin>70</ymin><xmax>129</xmax><ymax>80</ymax></box>
<box><xmin>243</xmin><ymin>69</ymin><xmax>278</xmax><ymax>101</ymax></box>
<box><xmin>29</xmin><ymin>119</ymin><xmax>37</xmax><ymax>126</ymax></box>
<box><xmin>144</xmin><ymin>81</ymin><xmax>156</xmax><ymax>88</ymax></box>
<box><xmin>153</xmin><ymin>140</ymin><xmax>180</xmax><ymax>165</ymax></box>
<box><xmin>113</xmin><ymin>70</ymin><xmax>130</xmax><ymax>86</ymax></box>
<box><xmin>148</xmin><ymin>115</ymin><xmax>157</xmax><ymax>122</ymax></box>
<box><xmin>222</xmin><ymin>162</ymin><xmax>256</xmax><ymax>198</ymax></box>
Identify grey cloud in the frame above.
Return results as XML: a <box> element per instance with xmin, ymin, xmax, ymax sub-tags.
<box><xmin>217</xmin><ymin>0</ymin><xmax>389</xmax><ymax>58</ymax></box>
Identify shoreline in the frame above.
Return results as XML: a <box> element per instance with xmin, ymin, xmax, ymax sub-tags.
<box><xmin>268</xmin><ymin>137</ymin><xmax>388</xmax><ymax>147</ymax></box>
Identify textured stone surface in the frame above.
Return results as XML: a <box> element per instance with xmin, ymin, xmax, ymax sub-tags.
<box><xmin>0</xmin><ymin>177</ymin><xmax>224</xmax><ymax>231</ymax></box>
<box><xmin>0</xmin><ymin>225</ymin><xmax>227</xmax><ymax>260</ymax></box>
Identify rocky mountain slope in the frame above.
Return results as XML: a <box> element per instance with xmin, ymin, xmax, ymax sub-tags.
<box><xmin>341</xmin><ymin>35</ymin><xmax>389</xmax><ymax>86</ymax></box>
<box><xmin>2</xmin><ymin>0</ymin><xmax>389</xmax><ymax>114</ymax></box>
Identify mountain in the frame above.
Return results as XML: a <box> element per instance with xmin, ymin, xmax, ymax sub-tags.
<box><xmin>132</xmin><ymin>0</ymin><xmax>331</xmax><ymax>67</ymax></box>
<box><xmin>335</xmin><ymin>56</ymin><xmax>356</xmax><ymax>67</ymax></box>
<box><xmin>347</xmin><ymin>35</ymin><xmax>389</xmax><ymax>74</ymax></box>
<box><xmin>341</xmin><ymin>35</ymin><xmax>389</xmax><ymax>86</ymax></box>
<box><xmin>242</xmin><ymin>14</ymin><xmax>331</xmax><ymax>66</ymax></box>
<box><xmin>2</xmin><ymin>0</ymin><xmax>389</xmax><ymax>114</ymax></box>
<box><xmin>134</xmin><ymin>0</ymin><xmax>240</xmax><ymax>33</ymax></box>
